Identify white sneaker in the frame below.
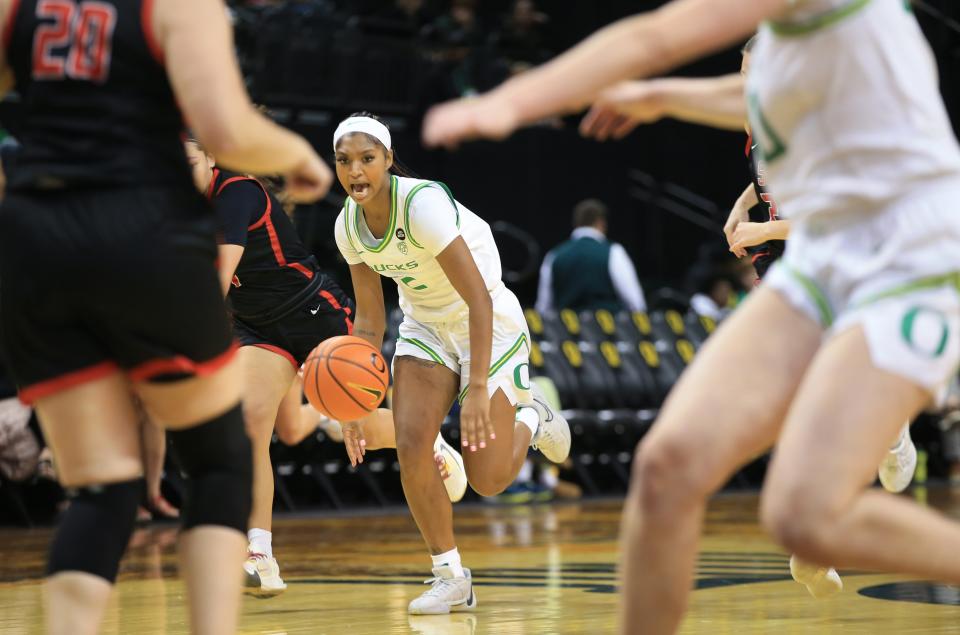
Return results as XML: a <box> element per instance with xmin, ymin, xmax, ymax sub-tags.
<box><xmin>878</xmin><ymin>423</ymin><xmax>916</xmax><ymax>493</ymax></box>
<box><xmin>435</xmin><ymin>433</ymin><xmax>468</xmax><ymax>503</ymax></box>
<box><xmin>789</xmin><ymin>555</ymin><xmax>843</xmax><ymax>599</ymax></box>
<box><xmin>528</xmin><ymin>382</ymin><xmax>571</xmax><ymax>463</ymax></box>
<box><xmin>243</xmin><ymin>552</ymin><xmax>287</xmax><ymax>597</ymax></box>
<box><xmin>408</xmin><ymin>565</ymin><xmax>477</xmax><ymax>615</ymax></box>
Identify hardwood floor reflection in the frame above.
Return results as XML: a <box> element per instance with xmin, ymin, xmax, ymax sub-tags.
<box><xmin>3</xmin><ymin>487</ymin><xmax>960</xmax><ymax>634</ymax></box>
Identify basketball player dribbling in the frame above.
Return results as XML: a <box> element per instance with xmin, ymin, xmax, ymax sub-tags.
<box><xmin>0</xmin><ymin>0</ymin><xmax>331</xmax><ymax>632</ymax></box>
<box><xmin>423</xmin><ymin>1</ymin><xmax>960</xmax><ymax>633</ymax></box>
<box><xmin>184</xmin><ymin>138</ymin><xmax>352</xmax><ymax>596</ymax></box>
<box><xmin>185</xmin><ymin>140</ymin><xmax>468</xmax><ymax>596</ymax></box>
<box><xmin>333</xmin><ymin>112</ymin><xmax>572</xmax><ymax>614</ymax></box>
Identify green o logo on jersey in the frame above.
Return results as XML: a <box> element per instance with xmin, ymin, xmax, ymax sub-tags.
<box><xmin>901</xmin><ymin>306</ymin><xmax>950</xmax><ymax>358</ymax></box>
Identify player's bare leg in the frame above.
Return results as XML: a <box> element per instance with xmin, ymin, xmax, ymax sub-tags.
<box><xmin>619</xmin><ymin>287</ymin><xmax>820</xmax><ymax>635</ymax></box>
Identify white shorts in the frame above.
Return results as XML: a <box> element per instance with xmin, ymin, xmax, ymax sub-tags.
<box><xmin>765</xmin><ymin>180</ymin><xmax>960</xmax><ymax>398</ymax></box>
<box><xmin>394</xmin><ymin>286</ymin><xmax>532</xmax><ymax>406</ymax></box>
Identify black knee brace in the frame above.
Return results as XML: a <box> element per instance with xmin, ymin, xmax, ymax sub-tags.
<box><xmin>47</xmin><ymin>479</ymin><xmax>143</xmax><ymax>583</ymax></box>
<box><xmin>168</xmin><ymin>403</ymin><xmax>251</xmax><ymax>534</ymax></box>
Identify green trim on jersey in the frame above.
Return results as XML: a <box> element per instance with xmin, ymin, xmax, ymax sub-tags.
<box><xmin>403</xmin><ymin>181</ymin><xmax>461</xmax><ymax>250</ymax></box>
<box><xmin>341</xmin><ymin>198</ymin><xmax>361</xmax><ymax>255</ymax></box>
<box><xmin>353</xmin><ymin>175</ymin><xmax>399</xmax><ymax>253</ymax></box>
<box><xmin>457</xmin><ymin>333</ymin><xmax>529</xmax><ymax>404</ymax></box>
<box><xmin>768</xmin><ymin>0</ymin><xmax>872</xmax><ymax>36</ymax></box>
<box><xmin>747</xmin><ymin>92</ymin><xmax>787</xmax><ymax>163</ymax></box>
<box><xmin>398</xmin><ymin>336</ymin><xmax>446</xmax><ymax>365</ymax></box>
<box><xmin>853</xmin><ymin>272</ymin><xmax>960</xmax><ymax>309</ymax></box>
<box><xmin>781</xmin><ymin>263</ymin><xmax>834</xmax><ymax>327</ymax></box>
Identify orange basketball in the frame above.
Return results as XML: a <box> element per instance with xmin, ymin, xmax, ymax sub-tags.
<box><xmin>303</xmin><ymin>335</ymin><xmax>389</xmax><ymax>421</ymax></box>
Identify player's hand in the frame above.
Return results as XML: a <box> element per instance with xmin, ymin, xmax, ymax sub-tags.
<box><xmin>150</xmin><ymin>494</ymin><xmax>180</xmax><ymax>519</ymax></box>
<box><xmin>729</xmin><ymin>221</ymin><xmax>769</xmax><ymax>256</ymax></box>
<box><xmin>580</xmin><ymin>81</ymin><xmax>664</xmax><ymax>141</ymax></box>
<box><xmin>724</xmin><ymin>204</ymin><xmax>751</xmax><ymax>257</ymax></box>
<box><xmin>341</xmin><ymin>420</ymin><xmax>367</xmax><ymax>467</ymax></box>
<box><xmin>459</xmin><ymin>387</ymin><xmax>492</xmax><ymax>452</ymax></box>
<box><xmin>422</xmin><ymin>94</ymin><xmax>520</xmax><ymax>148</ymax></box>
<box><xmin>283</xmin><ymin>147</ymin><xmax>333</xmax><ymax>203</ymax></box>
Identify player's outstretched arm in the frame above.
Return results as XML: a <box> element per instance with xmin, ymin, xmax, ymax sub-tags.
<box><xmin>580</xmin><ymin>75</ymin><xmax>747</xmax><ymax>141</ymax></box>
<box><xmin>157</xmin><ymin>0</ymin><xmax>331</xmax><ymax>202</ymax></box>
<box><xmin>423</xmin><ymin>0</ymin><xmax>788</xmax><ymax>147</ymax></box>
<box><xmin>725</xmin><ymin>182</ymin><xmax>758</xmax><ymax>257</ymax></box>
<box><xmin>729</xmin><ymin>219</ymin><xmax>792</xmax><ymax>254</ymax></box>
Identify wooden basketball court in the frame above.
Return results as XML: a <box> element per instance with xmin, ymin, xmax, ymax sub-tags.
<box><xmin>2</xmin><ymin>489</ymin><xmax>959</xmax><ymax>634</ymax></box>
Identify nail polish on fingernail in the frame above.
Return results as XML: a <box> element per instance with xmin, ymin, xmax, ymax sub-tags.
<box><xmin>490</xmin><ymin>433</ymin><xmax>497</xmax><ymax>439</ymax></box>
<box><xmin>463</xmin><ymin>441</ymin><xmax>469</xmax><ymax>447</ymax></box>
<box><xmin>479</xmin><ymin>441</ymin><xmax>486</xmax><ymax>449</ymax></box>
<box><xmin>471</xmin><ymin>445</ymin><xmax>477</xmax><ymax>452</ymax></box>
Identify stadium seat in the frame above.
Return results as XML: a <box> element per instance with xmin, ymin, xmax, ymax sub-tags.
<box><xmin>683</xmin><ymin>310</ymin><xmax>716</xmax><ymax>348</ymax></box>
<box><xmin>574</xmin><ymin>343</ymin><xmax>625</xmax><ymax>410</ymax></box>
<box><xmin>650</xmin><ymin>308</ymin><xmax>689</xmax><ymax>344</ymax></box>
<box><xmin>616</xmin><ymin>345</ymin><xmax>667</xmax><ymax>408</ymax></box>
<box><xmin>613</xmin><ymin>310</ymin><xmax>654</xmax><ymax>346</ymax></box>
<box><xmin>574</xmin><ymin>310</ymin><xmax>617</xmax><ymax>345</ymax></box>
<box><xmin>532</xmin><ymin>340</ymin><xmax>583</xmax><ymax>409</ymax></box>
<box><xmin>539</xmin><ymin>309</ymin><xmax>581</xmax><ymax>345</ymax></box>
<box><xmin>524</xmin><ymin>308</ymin><xmax>548</xmax><ymax>342</ymax></box>
<box><xmin>564</xmin><ymin>409</ymin><xmax>602</xmax><ymax>495</ymax></box>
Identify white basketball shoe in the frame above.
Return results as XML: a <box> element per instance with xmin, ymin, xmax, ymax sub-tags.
<box><xmin>435</xmin><ymin>433</ymin><xmax>468</xmax><ymax>503</ymax></box>
<box><xmin>408</xmin><ymin>565</ymin><xmax>478</xmax><ymax>615</ymax></box>
<box><xmin>789</xmin><ymin>555</ymin><xmax>843</xmax><ymax>599</ymax></box>
<box><xmin>243</xmin><ymin>552</ymin><xmax>287</xmax><ymax>597</ymax></box>
<box><xmin>528</xmin><ymin>382</ymin><xmax>571</xmax><ymax>463</ymax></box>
<box><xmin>878</xmin><ymin>423</ymin><xmax>917</xmax><ymax>494</ymax></box>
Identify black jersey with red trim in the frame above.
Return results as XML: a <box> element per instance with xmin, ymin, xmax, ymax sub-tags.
<box><xmin>2</xmin><ymin>0</ymin><xmax>192</xmax><ymax>191</ymax></box>
<box><xmin>745</xmin><ymin>136</ymin><xmax>786</xmax><ymax>279</ymax></box>
<box><xmin>210</xmin><ymin>168</ymin><xmax>324</xmax><ymax>323</ymax></box>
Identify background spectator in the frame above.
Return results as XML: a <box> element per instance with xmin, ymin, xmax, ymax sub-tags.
<box><xmin>536</xmin><ymin>199</ymin><xmax>646</xmax><ymax>314</ymax></box>
<box><xmin>490</xmin><ymin>0</ymin><xmax>552</xmax><ymax>74</ymax></box>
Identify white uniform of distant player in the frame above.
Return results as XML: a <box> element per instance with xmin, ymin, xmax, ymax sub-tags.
<box><xmin>751</xmin><ymin>0</ymin><xmax>960</xmax><ymax>396</ymax></box>
<box><xmin>335</xmin><ymin>175</ymin><xmax>531</xmax><ymax>406</ymax></box>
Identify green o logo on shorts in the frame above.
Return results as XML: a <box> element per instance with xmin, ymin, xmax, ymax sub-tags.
<box><xmin>901</xmin><ymin>306</ymin><xmax>950</xmax><ymax>358</ymax></box>
<box><xmin>513</xmin><ymin>363</ymin><xmax>530</xmax><ymax>390</ymax></box>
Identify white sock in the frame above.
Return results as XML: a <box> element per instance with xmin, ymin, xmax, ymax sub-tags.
<box><xmin>516</xmin><ymin>459</ymin><xmax>534</xmax><ymax>483</ymax></box>
<box><xmin>540</xmin><ymin>464</ymin><xmax>559</xmax><ymax>489</ymax></box>
<box><xmin>248</xmin><ymin>528</ymin><xmax>273</xmax><ymax>559</ymax></box>
<box><xmin>431</xmin><ymin>547</ymin><xmax>465</xmax><ymax>578</ymax></box>
<box><xmin>516</xmin><ymin>406</ymin><xmax>539</xmax><ymax>441</ymax></box>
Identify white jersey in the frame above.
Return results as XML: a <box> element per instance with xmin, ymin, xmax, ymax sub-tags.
<box><xmin>335</xmin><ymin>176</ymin><xmax>504</xmax><ymax>324</ymax></box>
<box><xmin>747</xmin><ymin>0</ymin><xmax>960</xmax><ymax>221</ymax></box>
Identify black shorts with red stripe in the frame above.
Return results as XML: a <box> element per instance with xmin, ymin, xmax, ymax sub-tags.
<box><xmin>233</xmin><ymin>276</ymin><xmax>354</xmax><ymax>369</ymax></box>
<box><xmin>747</xmin><ymin>239</ymin><xmax>786</xmax><ymax>280</ymax></box>
<box><xmin>0</xmin><ymin>186</ymin><xmax>236</xmax><ymax>404</ymax></box>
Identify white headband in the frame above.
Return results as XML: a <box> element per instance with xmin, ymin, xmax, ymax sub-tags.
<box><xmin>333</xmin><ymin>117</ymin><xmax>392</xmax><ymax>152</ymax></box>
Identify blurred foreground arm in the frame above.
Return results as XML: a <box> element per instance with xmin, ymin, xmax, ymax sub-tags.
<box><xmin>423</xmin><ymin>0</ymin><xmax>788</xmax><ymax>146</ymax></box>
<box><xmin>580</xmin><ymin>74</ymin><xmax>747</xmax><ymax>141</ymax></box>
